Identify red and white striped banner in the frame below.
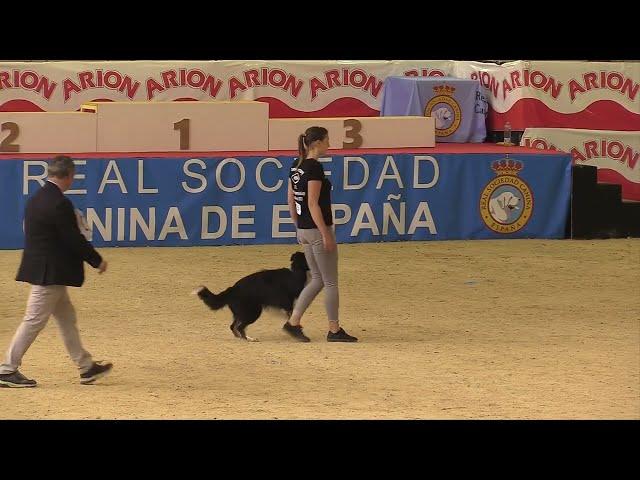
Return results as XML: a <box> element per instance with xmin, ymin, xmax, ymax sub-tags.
<box><xmin>1</xmin><ymin>60</ymin><xmax>638</xmax><ymax>132</ymax></box>
<box><xmin>453</xmin><ymin>61</ymin><xmax>640</xmax><ymax>131</ymax></box>
<box><xmin>521</xmin><ymin>128</ymin><xmax>640</xmax><ymax>201</ymax></box>
<box><xmin>0</xmin><ymin>60</ymin><xmax>453</xmax><ymax>117</ymax></box>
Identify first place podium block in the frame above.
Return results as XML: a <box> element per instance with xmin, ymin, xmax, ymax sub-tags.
<box><xmin>82</xmin><ymin>101</ymin><xmax>270</xmax><ymax>153</ymax></box>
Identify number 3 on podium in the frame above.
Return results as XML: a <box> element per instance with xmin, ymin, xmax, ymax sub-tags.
<box><xmin>343</xmin><ymin>119</ymin><xmax>362</xmax><ymax>149</ymax></box>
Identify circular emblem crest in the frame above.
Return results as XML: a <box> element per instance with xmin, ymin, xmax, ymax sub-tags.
<box><xmin>424</xmin><ymin>85</ymin><xmax>462</xmax><ymax>137</ymax></box>
<box><xmin>480</xmin><ymin>159</ymin><xmax>534</xmax><ymax>234</ymax></box>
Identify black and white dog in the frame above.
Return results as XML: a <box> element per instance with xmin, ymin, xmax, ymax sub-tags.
<box><xmin>194</xmin><ymin>252</ymin><xmax>309</xmax><ymax>341</ymax></box>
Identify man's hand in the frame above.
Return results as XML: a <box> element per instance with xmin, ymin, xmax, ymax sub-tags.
<box><xmin>98</xmin><ymin>261</ymin><xmax>108</xmax><ymax>274</ymax></box>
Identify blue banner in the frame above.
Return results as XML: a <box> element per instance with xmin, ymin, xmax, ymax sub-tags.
<box><xmin>0</xmin><ymin>151</ymin><xmax>571</xmax><ymax>249</ymax></box>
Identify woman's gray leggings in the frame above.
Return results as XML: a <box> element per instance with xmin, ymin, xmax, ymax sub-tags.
<box><xmin>293</xmin><ymin>227</ymin><xmax>339</xmax><ymax>322</ymax></box>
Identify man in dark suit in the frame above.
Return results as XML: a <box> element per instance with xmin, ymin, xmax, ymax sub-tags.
<box><xmin>0</xmin><ymin>156</ymin><xmax>113</xmax><ymax>388</ymax></box>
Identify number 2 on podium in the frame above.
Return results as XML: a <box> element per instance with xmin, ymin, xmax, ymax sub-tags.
<box><xmin>0</xmin><ymin>122</ymin><xmax>20</xmax><ymax>152</ymax></box>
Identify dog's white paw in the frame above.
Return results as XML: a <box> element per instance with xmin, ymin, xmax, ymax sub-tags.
<box><xmin>246</xmin><ymin>336</ymin><xmax>259</xmax><ymax>342</ymax></box>
<box><xmin>191</xmin><ymin>286</ymin><xmax>206</xmax><ymax>295</ymax></box>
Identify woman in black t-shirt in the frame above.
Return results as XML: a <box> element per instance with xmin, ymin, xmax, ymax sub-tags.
<box><xmin>282</xmin><ymin>126</ymin><xmax>358</xmax><ymax>343</ymax></box>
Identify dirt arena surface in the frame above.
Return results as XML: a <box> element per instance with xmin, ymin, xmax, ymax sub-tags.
<box><xmin>1</xmin><ymin>239</ymin><xmax>638</xmax><ymax>419</ymax></box>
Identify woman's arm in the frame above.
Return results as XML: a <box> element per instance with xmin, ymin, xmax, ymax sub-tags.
<box><xmin>308</xmin><ymin>180</ymin><xmax>336</xmax><ymax>252</ymax></box>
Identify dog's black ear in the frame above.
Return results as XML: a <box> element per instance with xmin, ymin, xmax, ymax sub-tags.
<box><xmin>291</xmin><ymin>251</ymin><xmax>309</xmax><ymax>271</ymax></box>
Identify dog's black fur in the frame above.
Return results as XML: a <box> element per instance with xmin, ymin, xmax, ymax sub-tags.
<box><xmin>194</xmin><ymin>252</ymin><xmax>309</xmax><ymax>341</ymax></box>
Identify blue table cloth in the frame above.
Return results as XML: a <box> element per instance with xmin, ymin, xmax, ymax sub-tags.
<box><xmin>380</xmin><ymin>76</ymin><xmax>487</xmax><ymax>143</ymax></box>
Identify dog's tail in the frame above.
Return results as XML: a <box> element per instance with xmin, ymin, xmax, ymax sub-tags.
<box><xmin>192</xmin><ymin>285</ymin><xmax>231</xmax><ymax>311</ymax></box>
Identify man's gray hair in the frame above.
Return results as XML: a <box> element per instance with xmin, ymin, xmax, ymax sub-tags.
<box><xmin>48</xmin><ymin>155</ymin><xmax>75</xmax><ymax>178</ymax></box>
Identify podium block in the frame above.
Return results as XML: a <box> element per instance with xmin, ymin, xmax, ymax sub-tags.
<box><xmin>0</xmin><ymin>112</ymin><xmax>97</xmax><ymax>153</ymax></box>
<box><xmin>82</xmin><ymin>101</ymin><xmax>269</xmax><ymax>152</ymax></box>
<box><xmin>268</xmin><ymin>116</ymin><xmax>435</xmax><ymax>150</ymax></box>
